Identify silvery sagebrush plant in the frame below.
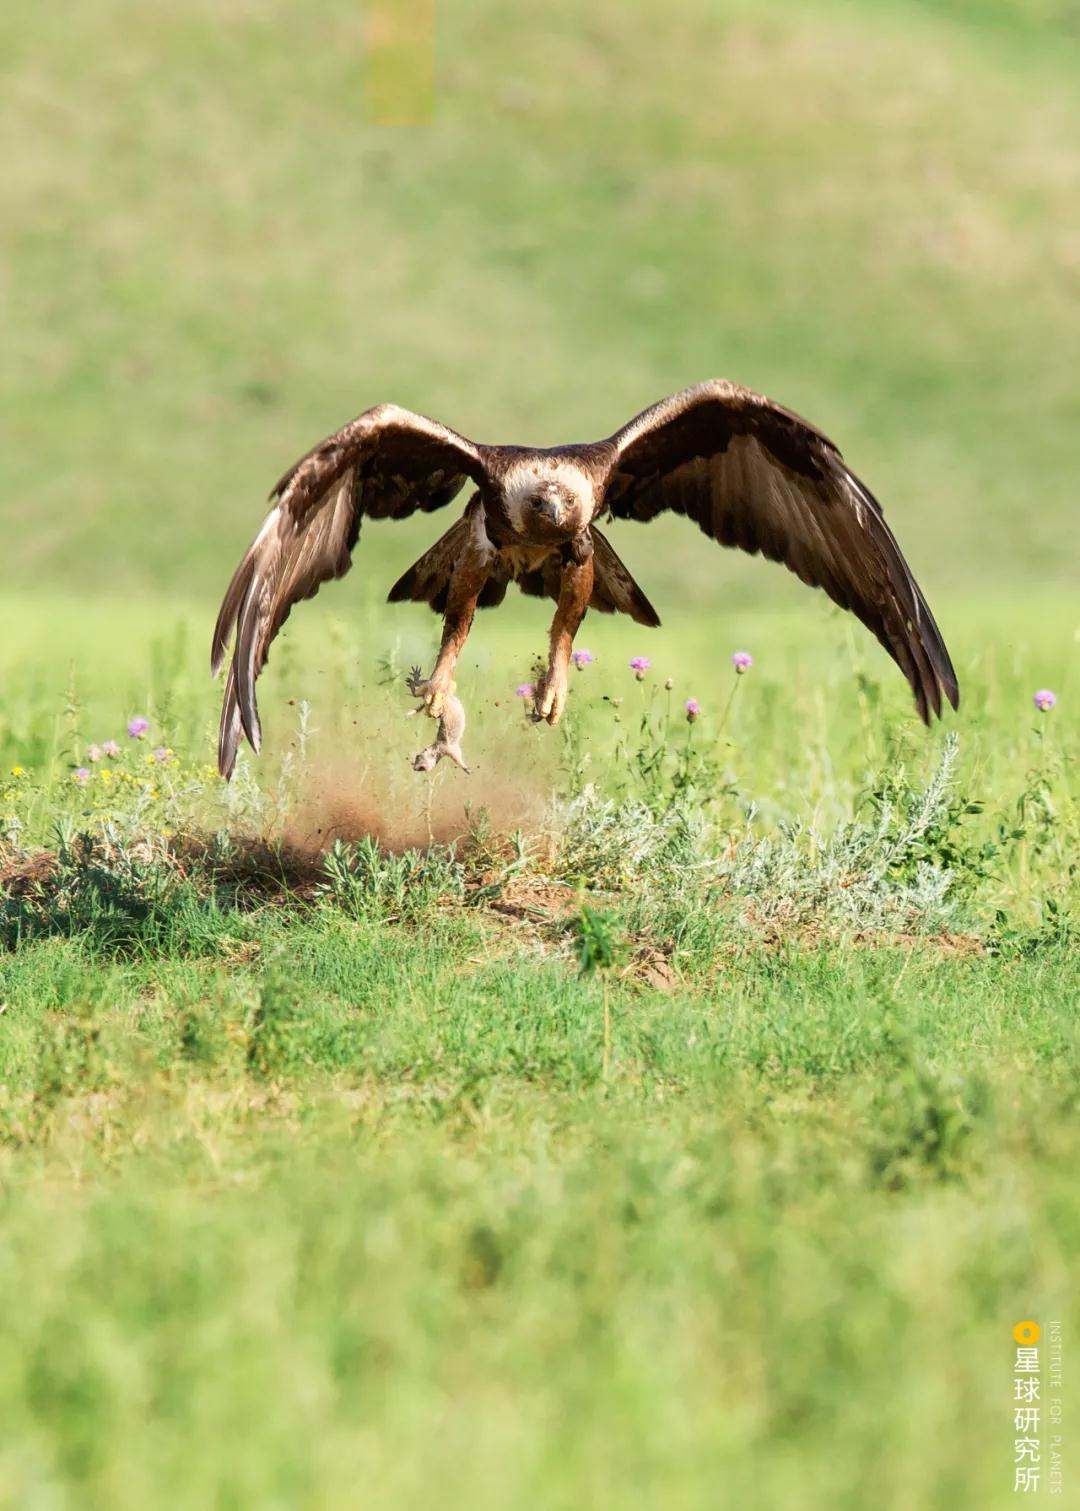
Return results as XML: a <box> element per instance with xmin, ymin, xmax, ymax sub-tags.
<box><xmin>553</xmin><ymin>734</ymin><xmax>993</xmax><ymax>938</ymax></box>
<box><xmin>554</xmin><ymin>786</ymin><xmax>709</xmax><ymax>890</ymax></box>
<box><xmin>715</xmin><ymin>734</ymin><xmax>973</xmax><ymax>932</ymax></box>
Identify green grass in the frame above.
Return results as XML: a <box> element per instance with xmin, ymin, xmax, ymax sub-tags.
<box><xmin>0</xmin><ymin>616</ymin><xmax>1074</xmax><ymax>1506</ymax></box>
<box><xmin>3</xmin><ymin>0</ymin><xmax>1079</xmax><ymax>600</ymax></box>
<box><xmin>2</xmin><ymin>0</ymin><xmax>1079</xmax><ymax>1504</ymax></box>
<box><xmin>1</xmin><ymin>916</ymin><xmax>1078</xmax><ymax>1508</ymax></box>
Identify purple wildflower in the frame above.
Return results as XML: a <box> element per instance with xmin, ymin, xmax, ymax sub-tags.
<box><xmin>73</xmin><ymin>767</ymin><xmax>91</xmax><ymax>786</ymax></box>
<box><xmin>86</xmin><ymin>744</ymin><xmax>103</xmax><ymax>763</ymax></box>
<box><xmin>571</xmin><ymin>648</ymin><xmax>595</xmax><ymax>669</ymax></box>
<box><xmin>515</xmin><ymin>683</ymin><xmax>535</xmax><ymax>699</ymax></box>
<box><xmin>629</xmin><ymin>656</ymin><xmax>652</xmax><ymax>681</ymax></box>
<box><xmin>1033</xmin><ymin>689</ymin><xmax>1057</xmax><ymax>712</ymax></box>
<box><xmin>685</xmin><ymin>699</ymin><xmax>701</xmax><ymax>722</ymax></box>
<box><xmin>127</xmin><ymin>717</ymin><xmax>150</xmax><ymax>739</ymax></box>
<box><xmin>152</xmin><ymin>746</ymin><xmax>171</xmax><ymax>764</ymax></box>
<box><xmin>102</xmin><ymin>740</ymin><xmax>121</xmax><ymax>758</ymax></box>
<box><xmin>731</xmin><ymin>651</ymin><xmax>753</xmax><ymax>674</ymax></box>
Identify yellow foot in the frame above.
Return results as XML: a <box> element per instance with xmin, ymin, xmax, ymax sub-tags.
<box><xmin>533</xmin><ymin>668</ymin><xmax>568</xmax><ymax>726</ymax></box>
<box><xmin>424</xmin><ymin>669</ymin><xmax>456</xmax><ymax>721</ymax></box>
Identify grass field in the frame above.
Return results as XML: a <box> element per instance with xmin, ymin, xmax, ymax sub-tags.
<box><xmin>2</xmin><ymin>0</ymin><xmax>1078</xmax><ymax>1506</ymax></box>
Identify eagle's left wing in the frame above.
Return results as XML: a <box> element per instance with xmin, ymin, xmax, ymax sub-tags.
<box><xmin>602</xmin><ymin>381</ymin><xmax>959</xmax><ymax>723</ymax></box>
<box><xmin>212</xmin><ymin>404</ymin><xmax>489</xmax><ymax>777</ymax></box>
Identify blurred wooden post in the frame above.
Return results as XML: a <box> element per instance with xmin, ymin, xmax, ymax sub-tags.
<box><xmin>365</xmin><ymin>0</ymin><xmax>435</xmax><ymax>126</ymax></box>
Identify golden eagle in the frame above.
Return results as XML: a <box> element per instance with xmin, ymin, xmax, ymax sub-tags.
<box><xmin>212</xmin><ymin>380</ymin><xmax>958</xmax><ymax>777</ymax></box>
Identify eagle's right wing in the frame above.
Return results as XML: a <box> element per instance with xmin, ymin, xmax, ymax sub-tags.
<box><xmin>212</xmin><ymin>405</ymin><xmax>489</xmax><ymax>777</ymax></box>
<box><xmin>603</xmin><ymin>381</ymin><xmax>959</xmax><ymax>723</ymax></box>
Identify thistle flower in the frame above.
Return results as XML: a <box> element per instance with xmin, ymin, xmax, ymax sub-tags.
<box><xmin>1033</xmin><ymin>689</ymin><xmax>1057</xmax><ymax>712</ymax></box>
<box><xmin>102</xmin><ymin>740</ymin><xmax>121</xmax><ymax>758</ymax></box>
<box><xmin>685</xmin><ymin>699</ymin><xmax>701</xmax><ymax>722</ymax></box>
<box><xmin>731</xmin><ymin>651</ymin><xmax>753</xmax><ymax>674</ymax></box>
<box><xmin>629</xmin><ymin>656</ymin><xmax>651</xmax><ymax>680</ymax></box>
<box><xmin>73</xmin><ymin>767</ymin><xmax>91</xmax><ymax>785</ymax></box>
<box><xmin>515</xmin><ymin>683</ymin><xmax>535</xmax><ymax>699</ymax></box>
<box><xmin>571</xmin><ymin>648</ymin><xmax>595</xmax><ymax>669</ymax></box>
<box><xmin>86</xmin><ymin>744</ymin><xmax>103</xmax><ymax>763</ymax></box>
<box><xmin>127</xmin><ymin>717</ymin><xmax>150</xmax><ymax>739</ymax></box>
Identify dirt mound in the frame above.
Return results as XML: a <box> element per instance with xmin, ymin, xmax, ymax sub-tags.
<box><xmin>0</xmin><ymin>847</ymin><xmax>59</xmax><ymax>896</ymax></box>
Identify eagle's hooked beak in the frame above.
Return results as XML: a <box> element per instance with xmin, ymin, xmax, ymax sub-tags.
<box><xmin>532</xmin><ymin>485</ymin><xmax>563</xmax><ymax>525</ymax></box>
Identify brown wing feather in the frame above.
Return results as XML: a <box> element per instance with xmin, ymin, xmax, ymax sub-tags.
<box><xmin>212</xmin><ymin>405</ymin><xmax>490</xmax><ymax>777</ymax></box>
<box><xmin>602</xmin><ymin>381</ymin><xmax>959</xmax><ymax>722</ymax></box>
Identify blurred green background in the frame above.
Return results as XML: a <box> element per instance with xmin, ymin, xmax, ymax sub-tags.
<box><xmin>3</xmin><ymin>0</ymin><xmax>1077</xmax><ymax>628</ymax></box>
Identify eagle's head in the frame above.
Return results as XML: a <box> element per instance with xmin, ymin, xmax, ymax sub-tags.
<box><xmin>504</xmin><ymin>459</ymin><xmax>595</xmax><ymax>539</ymax></box>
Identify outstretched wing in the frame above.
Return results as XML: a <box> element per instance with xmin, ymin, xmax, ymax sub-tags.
<box><xmin>212</xmin><ymin>404</ymin><xmax>489</xmax><ymax>777</ymax></box>
<box><xmin>602</xmin><ymin>380</ymin><xmax>959</xmax><ymax>722</ymax></box>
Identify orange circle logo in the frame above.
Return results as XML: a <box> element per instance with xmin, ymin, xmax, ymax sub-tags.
<box><xmin>1013</xmin><ymin>1321</ymin><xmax>1041</xmax><ymax>1345</ymax></box>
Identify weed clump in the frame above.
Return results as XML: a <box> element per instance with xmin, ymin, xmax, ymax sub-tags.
<box><xmin>315</xmin><ymin>836</ymin><xmax>465</xmax><ymax>923</ymax></box>
<box><xmin>718</xmin><ymin>735</ymin><xmax>977</xmax><ymax>933</ymax></box>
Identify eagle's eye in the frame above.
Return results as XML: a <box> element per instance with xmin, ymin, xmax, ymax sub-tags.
<box><xmin>531</xmin><ymin>488</ymin><xmax>563</xmax><ymax>520</ymax></box>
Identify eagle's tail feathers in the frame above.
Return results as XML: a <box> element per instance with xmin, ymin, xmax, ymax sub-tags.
<box><xmin>387</xmin><ymin>513</ymin><xmax>472</xmax><ymax>612</ymax></box>
<box><xmin>589</xmin><ymin>526</ymin><xmax>661</xmax><ymax>627</ymax></box>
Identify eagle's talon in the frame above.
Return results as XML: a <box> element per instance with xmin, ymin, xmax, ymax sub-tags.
<box><xmin>534</xmin><ymin>670</ymin><xmax>568</xmax><ymax>726</ymax></box>
<box><xmin>423</xmin><ymin>668</ymin><xmax>456</xmax><ymax>723</ymax></box>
